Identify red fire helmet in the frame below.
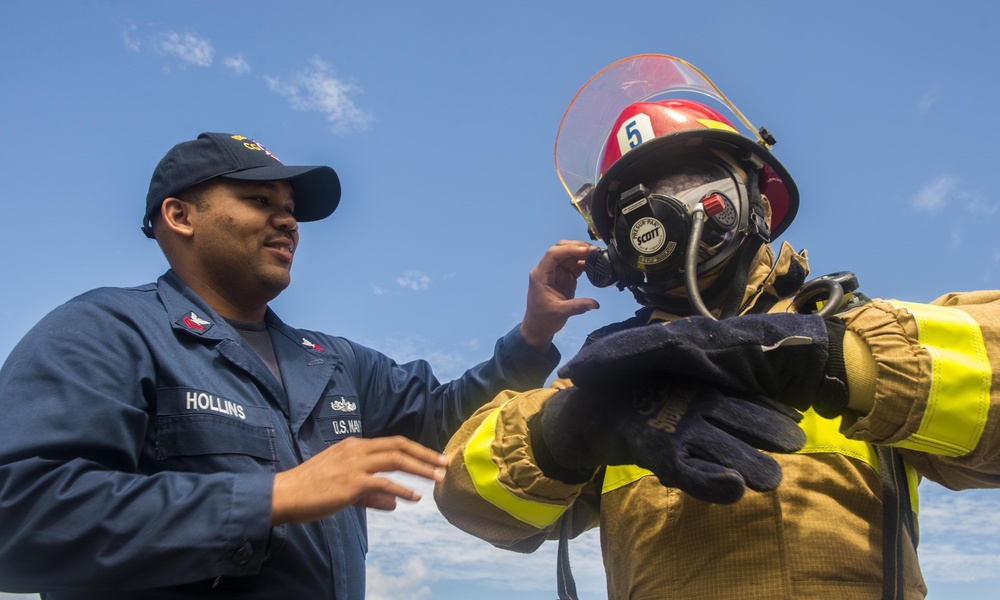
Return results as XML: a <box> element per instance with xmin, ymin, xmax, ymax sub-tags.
<box><xmin>555</xmin><ymin>54</ymin><xmax>798</xmax><ymax>243</ymax></box>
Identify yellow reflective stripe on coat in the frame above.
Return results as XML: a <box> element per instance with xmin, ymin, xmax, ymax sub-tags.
<box><xmin>602</xmin><ymin>413</ymin><xmax>877</xmax><ymax>494</ymax></box>
<box><xmin>464</xmin><ymin>404</ymin><xmax>568</xmax><ymax>528</ymax></box>
<box><xmin>797</xmin><ymin>410</ymin><xmax>879</xmax><ymax>465</ymax></box>
<box><xmin>893</xmin><ymin>301</ymin><xmax>991</xmax><ymax>457</ymax></box>
<box><xmin>797</xmin><ymin>410</ymin><xmax>920</xmax><ymax>512</ymax></box>
<box><xmin>603</xmin><ymin>464</ymin><xmax>655</xmax><ymax>494</ymax></box>
<box><xmin>604</xmin><ymin>411</ymin><xmax>920</xmax><ymax>512</ymax></box>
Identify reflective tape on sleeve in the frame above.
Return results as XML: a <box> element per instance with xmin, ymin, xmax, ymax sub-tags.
<box><xmin>464</xmin><ymin>404</ymin><xmax>568</xmax><ymax>529</ymax></box>
<box><xmin>892</xmin><ymin>301</ymin><xmax>991</xmax><ymax>457</ymax></box>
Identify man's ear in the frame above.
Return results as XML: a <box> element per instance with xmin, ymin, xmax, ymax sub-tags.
<box><xmin>160</xmin><ymin>197</ymin><xmax>196</xmax><ymax>238</ymax></box>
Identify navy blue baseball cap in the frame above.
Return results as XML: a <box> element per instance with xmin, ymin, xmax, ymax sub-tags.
<box><xmin>142</xmin><ymin>132</ymin><xmax>341</xmax><ymax>238</ymax></box>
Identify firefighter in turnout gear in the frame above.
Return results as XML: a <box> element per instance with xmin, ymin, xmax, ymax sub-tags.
<box><xmin>433</xmin><ymin>55</ymin><xmax>1000</xmax><ymax>599</ymax></box>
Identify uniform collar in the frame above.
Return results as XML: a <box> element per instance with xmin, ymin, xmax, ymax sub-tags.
<box><xmin>157</xmin><ymin>270</ymin><xmax>344</xmax><ymax>365</ymax></box>
<box><xmin>264</xmin><ymin>308</ymin><xmax>342</xmax><ymax>367</ymax></box>
<box><xmin>158</xmin><ymin>270</ymin><xmax>233</xmax><ymax>341</ymax></box>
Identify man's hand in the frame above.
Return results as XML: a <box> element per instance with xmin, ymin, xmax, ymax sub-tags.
<box><xmin>559</xmin><ymin>313</ymin><xmax>850</xmax><ymax>418</ymax></box>
<box><xmin>271</xmin><ymin>436</ymin><xmax>449</xmax><ymax>525</ymax></box>
<box><xmin>533</xmin><ymin>382</ymin><xmax>806</xmax><ymax>504</ymax></box>
<box><xmin>520</xmin><ymin>240</ymin><xmax>600</xmax><ymax>352</ymax></box>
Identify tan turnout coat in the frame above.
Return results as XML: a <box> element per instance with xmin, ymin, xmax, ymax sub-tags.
<box><xmin>435</xmin><ymin>243</ymin><xmax>1000</xmax><ymax>599</ymax></box>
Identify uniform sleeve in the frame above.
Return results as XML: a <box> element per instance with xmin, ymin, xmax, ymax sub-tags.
<box><xmin>838</xmin><ymin>291</ymin><xmax>1000</xmax><ymax>490</ymax></box>
<box><xmin>0</xmin><ymin>297</ymin><xmax>274</xmax><ymax>592</ymax></box>
<box><xmin>346</xmin><ymin>325</ymin><xmax>561</xmax><ymax>451</ymax></box>
<box><xmin>433</xmin><ymin>378</ymin><xmax>601</xmax><ymax>553</ymax></box>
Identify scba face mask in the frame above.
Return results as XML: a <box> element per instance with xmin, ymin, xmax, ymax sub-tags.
<box><xmin>585</xmin><ymin>155</ymin><xmax>751</xmax><ymax>293</ymax></box>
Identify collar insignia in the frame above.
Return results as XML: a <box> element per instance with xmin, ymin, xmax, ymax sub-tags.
<box><xmin>302</xmin><ymin>337</ymin><xmax>324</xmax><ymax>352</ymax></box>
<box><xmin>178</xmin><ymin>311</ymin><xmax>213</xmax><ymax>334</ymax></box>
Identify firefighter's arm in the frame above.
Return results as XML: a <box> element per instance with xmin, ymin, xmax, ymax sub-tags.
<box><xmin>838</xmin><ymin>291</ymin><xmax>1000</xmax><ymax>488</ymax></box>
<box><xmin>433</xmin><ymin>380</ymin><xmax>599</xmax><ymax>553</ymax></box>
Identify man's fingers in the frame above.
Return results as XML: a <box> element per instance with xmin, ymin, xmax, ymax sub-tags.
<box><xmin>272</xmin><ymin>436</ymin><xmax>449</xmax><ymax>525</ymax></box>
<box><xmin>363</xmin><ymin>476</ymin><xmax>424</xmax><ymax>503</ymax></box>
<box><xmin>563</xmin><ymin>297</ymin><xmax>601</xmax><ymax>316</ymax></box>
<box><xmin>367</xmin><ymin>449</ymin><xmax>446</xmax><ymax>483</ymax></box>
<box><xmin>356</xmin><ymin>492</ymin><xmax>400</xmax><ymax>511</ymax></box>
<box><xmin>345</xmin><ymin>436</ymin><xmax>448</xmax><ymax>483</ymax></box>
<box><xmin>354</xmin><ymin>436</ymin><xmax>448</xmax><ymax>466</ymax></box>
<box><xmin>534</xmin><ymin>241</ymin><xmax>595</xmax><ymax>273</ymax></box>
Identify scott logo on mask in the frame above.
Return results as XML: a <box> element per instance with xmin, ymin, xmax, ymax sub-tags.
<box><xmin>631</xmin><ymin>217</ymin><xmax>666</xmax><ymax>254</ymax></box>
<box><xmin>636</xmin><ymin>227</ymin><xmax>661</xmax><ymax>244</ymax></box>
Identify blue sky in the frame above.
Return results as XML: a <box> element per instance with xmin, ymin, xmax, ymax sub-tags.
<box><xmin>2</xmin><ymin>1</ymin><xmax>999</xmax><ymax>598</ymax></box>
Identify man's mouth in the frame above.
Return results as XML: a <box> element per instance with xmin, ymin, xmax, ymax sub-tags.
<box><xmin>264</xmin><ymin>236</ymin><xmax>295</xmax><ymax>260</ymax></box>
<box><xmin>265</xmin><ymin>236</ymin><xmax>294</xmax><ymax>252</ymax></box>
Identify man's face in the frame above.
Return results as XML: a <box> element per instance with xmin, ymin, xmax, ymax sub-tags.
<box><xmin>188</xmin><ymin>178</ymin><xmax>299</xmax><ymax>305</ymax></box>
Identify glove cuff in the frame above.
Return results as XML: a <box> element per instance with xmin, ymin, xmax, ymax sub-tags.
<box><xmin>817</xmin><ymin>317</ymin><xmax>850</xmax><ymax>418</ymax></box>
<box><xmin>529</xmin><ymin>389</ymin><xmax>600</xmax><ymax>484</ymax></box>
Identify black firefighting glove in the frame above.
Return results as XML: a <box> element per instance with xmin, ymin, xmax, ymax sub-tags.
<box><xmin>559</xmin><ymin>313</ymin><xmax>850</xmax><ymax>419</ymax></box>
<box><xmin>530</xmin><ymin>381</ymin><xmax>806</xmax><ymax>504</ymax></box>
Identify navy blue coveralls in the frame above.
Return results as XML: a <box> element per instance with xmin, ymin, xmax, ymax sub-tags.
<box><xmin>0</xmin><ymin>270</ymin><xmax>558</xmax><ymax>599</ymax></box>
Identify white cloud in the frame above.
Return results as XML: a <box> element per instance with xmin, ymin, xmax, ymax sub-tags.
<box><xmin>122</xmin><ymin>29</ymin><xmax>370</xmax><ymax>136</ymax></box>
<box><xmin>122</xmin><ymin>23</ymin><xmax>141</xmax><ymax>52</ymax></box>
<box><xmin>950</xmin><ymin>222</ymin><xmax>964</xmax><ymax>248</ymax></box>
<box><xmin>367</xmin><ymin>556</ymin><xmax>432</xmax><ymax>600</ymax></box>
<box><xmin>917</xmin><ymin>86</ymin><xmax>941</xmax><ymax>113</ymax></box>
<box><xmin>919</xmin><ymin>486</ymin><xmax>1000</xmax><ymax>538</ymax></box>
<box><xmin>913</xmin><ymin>176</ymin><xmax>958</xmax><ymax>211</ymax></box>
<box><xmin>372</xmin><ymin>334</ymin><xmax>473</xmax><ymax>380</ymax></box>
<box><xmin>916</xmin><ymin>485</ymin><xmax>1000</xmax><ymax>583</ymax></box>
<box><xmin>156</xmin><ymin>31</ymin><xmax>214</xmax><ymax>68</ymax></box>
<box><xmin>223</xmin><ymin>55</ymin><xmax>251</xmax><ymax>75</ymax></box>
<box><xmin>366</xmin><ymin>475</ymin><xmax>607</xmax><ymax>597</ymax></box>
<box><xmin>397</xmin><ymin>271</ymin><xmax>431</xmax><ymax>291</ymax></box>
<box><xmin>919</xmin><ymin>542</ymin><xmax>1000</xmax><ymax>583</ymax></box>
<box><xmin>264</xmin><ymin>58</ymin><xmax>373</xmax><ymax>135</ymax></box>
<box><xmin>911</xmin><ymin>176</ymin><xmax>996</xmax><ymax>235</ymax></box>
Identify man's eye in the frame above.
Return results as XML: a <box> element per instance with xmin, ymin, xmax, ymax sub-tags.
<box><xmin>249</xmin><ymin>196</ymin><xmax>269</xmax><ymax>205</ymax></box>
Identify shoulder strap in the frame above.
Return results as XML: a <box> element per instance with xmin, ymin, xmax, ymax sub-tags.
<box><xmin>877</xmin><ymin>446</ymin><xmax>917</xmax><ymax>600</ymax></box>
<box><xmin>556</xmin><ymin>512</ymin><xmax>579</xmax><ymax>600</ymax></box>
<box><xmin>555</xmin><ymin>467</ymin><xmax>606</xmax><ymax>600</ymax></box>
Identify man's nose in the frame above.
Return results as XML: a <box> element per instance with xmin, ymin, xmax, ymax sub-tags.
<box><xmin>274</xmin><ymin>209</ymin><xmax>297</xmax><ymax>232</ymax></box>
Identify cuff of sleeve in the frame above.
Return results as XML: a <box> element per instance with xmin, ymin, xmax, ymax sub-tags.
<box><xmin>529</xmin><ymin>400</ymin><xmax>598</xmax><ymax>485</ymax></box>
<box><xmin>838</xmin><ymin>301</ymin><xmax>928</xmax><ymax>443</ymax></box>
<box><xmin>842</xmin><ymin>329</ymin><xmax>877</xmax><ymax>415</ymax></box>
<box><xmin>502</xmin><ymin>325</ymin><xmax>561</xmax><ymax>383</ymax></box>
<box><xmin>496</xmin><ymin>387</ymin><xmax>593</xmax><ymax>502</ymax></box>
<box><xmin>222</xmin><ymin>472</ymin><xmax>275</xmax><ymax>576</ymax></box>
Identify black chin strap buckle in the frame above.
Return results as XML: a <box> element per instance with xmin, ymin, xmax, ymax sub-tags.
<box><xmin>748</xmin><ymin>208</ymin><xmax>771</xmax><ymax>244</ymax></box>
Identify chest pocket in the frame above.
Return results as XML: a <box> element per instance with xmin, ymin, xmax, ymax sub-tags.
<box><xmin>315</xmin><ymin>394</ymin><xmax>363</xmax><ymax>444</ymax></box>
<box><xmin>155</xmin><ymin>387</ymin><xmax>278</xmax><ymax>473</ymax></box>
